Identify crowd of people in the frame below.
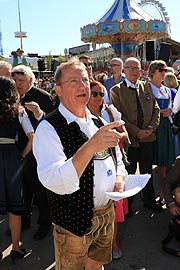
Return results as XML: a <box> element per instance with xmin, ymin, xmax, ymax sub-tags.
<box><xmin>0</xmin><ymin>52</ymin><xmax>180</xmax><ymax>269</ymax></box>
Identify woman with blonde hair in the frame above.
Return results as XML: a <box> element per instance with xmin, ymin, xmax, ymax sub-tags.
<box><xmin>163</xmin><ymin>72</ymin><xmax>180</xmax><ymax>156</ymax></box>
<box><xmin>164</xmin><ymin>71</ymin><xmax>178</xmax><ymax>88</ymax></box>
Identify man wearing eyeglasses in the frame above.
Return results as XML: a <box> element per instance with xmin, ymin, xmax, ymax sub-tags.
<box><xmin>33</xmin><ymin>58</ymin><xmax>127</xmax><ymax>270</ymax></box>
<box><xmin>104</xmin><ymin>57</ymin><xmax>125</xmax><ymax>98</ymax></box>
<box><xmin>111</xmin><ymin>57</ymin><xmax>163</xmax><ymax>215</ymax></box>
<box><xmin>11</xmin><ymin>65</ymin><xmax>54</xmax><ymax>240</ymax></box>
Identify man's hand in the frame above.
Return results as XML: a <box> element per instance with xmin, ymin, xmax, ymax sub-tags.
<box><xmin>161</xmin><ymin>108</ymin><xmax>171</xmax><ymax>118</ymax></box>
<box><xmin>89</xmin><ymin>121</ymin><xmax>123</xmax><ymax>154</ymax></box>
<box><xmin>25</xmin><ymin>101</ymin><xmax>43</xmax><ymax>118</ymax></box>
<box><xmin>137</xmin><ymin>129</ymin><xmax>152</xmax><ymax>140</ymax></box>
<box><xmin>72</xmin><ymin>121</ymin><xmax>124</xmax><ymax>178</ymax></box>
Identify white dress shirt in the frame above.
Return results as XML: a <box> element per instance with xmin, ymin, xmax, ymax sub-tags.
<box><xmin>18</xmin><ymin>108</ymin><xmax>34</xmax><ymax>135</ymax></box>
<box><xmin>33</xmin><ymin>103</ymin><xmax>126</xmax><ymax>207</ymax></box>
<box><xmin>125</xmin><ymin>78</ymin><xmax>137</xmax><ymax>89</ymax></box>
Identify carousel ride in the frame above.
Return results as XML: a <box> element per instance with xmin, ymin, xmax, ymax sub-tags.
<box><xmin>80</xmin><ymin>0</ymin><xmax>170</xmax><ymax>59</ymax></box>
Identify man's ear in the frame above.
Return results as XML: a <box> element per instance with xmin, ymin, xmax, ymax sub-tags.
<box><xmin>54</xmin><ymin>85</ymin><xmax>62</xmax><ymax>96</ymax></box>
<box><xmin>29</xmin><ymin>76</ymin><xmax>33</xmax><ymax>84</ymax></box>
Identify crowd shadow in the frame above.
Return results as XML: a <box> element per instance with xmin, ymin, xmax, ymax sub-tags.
<box><xmin>0</xmin><ymin>208</ymin><xmax>55</xmax><ymax>270</ymax></box>
<box><xmin>1</xmin><ymin>168</ymin><xmax>180</xmax><ymax>270</ymax></box>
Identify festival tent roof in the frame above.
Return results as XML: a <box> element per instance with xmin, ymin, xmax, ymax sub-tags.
<box><xmin>96</xmin><ymin>0</ymin><xmax>154</xmax><ymax>23</ymax></box>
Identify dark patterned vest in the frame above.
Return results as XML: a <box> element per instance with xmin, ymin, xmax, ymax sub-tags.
<box><xmin>44</xmin><ymin>109</ymin><xmax>94</xmax><ymax>236</ymax></box>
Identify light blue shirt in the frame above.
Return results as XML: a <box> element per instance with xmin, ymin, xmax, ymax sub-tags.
<box><xmin>104</xmin><ymin>75</ymin><xmax>125</xmax><ymax>98</ymax></box>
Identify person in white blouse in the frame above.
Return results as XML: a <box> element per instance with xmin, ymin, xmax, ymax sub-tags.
<box><xmin>148</xmin><ymin>60</ymin><xmax>176</xmax><ymax>204</ymax></box>
<box><xmin>173</xmin><ymin>86</ymin><xmax>180</xmax><ymax>114</ymax></box>
<box><xmin>33</xmin><ymin>58</ymin><xmax>127</xmax><ymax>270</ymax></box>
<box><xmin>163</xmin><ymin>72</ymin><xmax>180</xmax><ymax>156</ymax></box>
<box><xmin>88</xmin><ymin>79</ymin><xmax>129</xmax><ymax>260</ymax></box>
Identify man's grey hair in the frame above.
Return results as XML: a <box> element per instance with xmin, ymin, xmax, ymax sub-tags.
<box><xmin>124</xmin><ymin>57</ymin><xmax>141</xmax><ymax>68</ymax></box>
<box><xmin>0</xmin><ymin>60</ymin><xmax>12</xmax><ymax>71</ymax></box>
<box><xmin>11</xmin><ymin>65</ymin><xmax>36</xmax><ymax>83</ymax></box>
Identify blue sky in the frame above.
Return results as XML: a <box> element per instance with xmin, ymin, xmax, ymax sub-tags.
<box><xmin>0</xmin><ymin>0</ymin><xmax>179</xmax><ymax>57</ymax></box>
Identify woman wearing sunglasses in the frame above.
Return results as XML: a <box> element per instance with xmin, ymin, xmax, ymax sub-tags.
<box><xmin>148</xmin><ymin>60</ymin><xmax>176</xmax><ymax>205</ymax></box>
<box><xmin>88</xmin><ymin>80</ymin><xmax>129</xmax><ymax>260</ymax></box>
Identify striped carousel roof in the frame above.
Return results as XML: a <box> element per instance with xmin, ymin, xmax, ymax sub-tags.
<box><xmin>96</xmin><ymin>0</ymin><xmax>154</xmax><ymax>23</ymax></box>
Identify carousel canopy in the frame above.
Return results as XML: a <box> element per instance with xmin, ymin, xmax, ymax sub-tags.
<box><xmin>81</xmin><ymin>0</ymin><xmax>170</xmax><ymax>45</ymax></box>
<box><xmin>96</xmin><ymin>0</ymin><xmax>154</xmax><ymax>23</ymax></box>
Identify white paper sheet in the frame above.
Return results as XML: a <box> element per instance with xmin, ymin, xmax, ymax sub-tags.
<box><xmin>105</xmin><ymin>174</ymin><xmax>151</xmax><ymax>201</ymax></box>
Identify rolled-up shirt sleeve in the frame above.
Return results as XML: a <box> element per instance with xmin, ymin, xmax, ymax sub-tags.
<box><xmin>115</xmin><ymin>145</ymin><xmax>127</xmax><ymax>177</ymax></box>
<box><xmin>33</xmin><ymin>120</ymin><xmax>80</xmax><ymax>195</ymax></box>
<box><xmin>109</xmin><ymin>104</ymin><xmax>125</xmax><ymax>125</ymax></box>
<box><xmin>18</xmin><ymin>108</ymin><xmax>34</xmax><ymax>134</ymax></box>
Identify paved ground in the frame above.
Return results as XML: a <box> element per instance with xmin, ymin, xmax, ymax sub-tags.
<box><xmin>1</xmin><ymin>170</ymin><xmax>180</xmax><ymax>270</ymax></box>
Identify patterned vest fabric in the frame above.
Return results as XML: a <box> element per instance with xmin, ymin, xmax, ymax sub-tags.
<box><xmin>44</xmin><ymin>109</ymin><xmax>94</xmax><ymax>236</ymax></box>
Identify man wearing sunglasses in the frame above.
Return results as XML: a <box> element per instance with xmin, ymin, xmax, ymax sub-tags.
<box><xmin>111</xmin><ymin>57</ymin><xmax>163</xmax><ymax>215</ymax></box>
<box><xmin>104</xmin><ymin>57</ymin><xmax>125</xmax><ymax>98</ymax></box>
<box><xmin>11</xmin><ymin>65</ymin><xmax>54</xmax><ymax>240</ymax></box>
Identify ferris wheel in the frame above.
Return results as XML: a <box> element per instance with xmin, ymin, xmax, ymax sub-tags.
<box><xmin>138</xmin><ymin>0</ymin><xmax>170</xmax><ymax>23</ymax></box>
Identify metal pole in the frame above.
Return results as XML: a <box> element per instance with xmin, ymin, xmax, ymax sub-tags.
<box><xmin>17</xmin><ymin>0</ymin><xmax>23</xmax><ymax>49</ymax></box>
<box><xmin>121</xmin><ymin>34</ymin><xmax>124</xmax><ymax>60</ymax></box>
